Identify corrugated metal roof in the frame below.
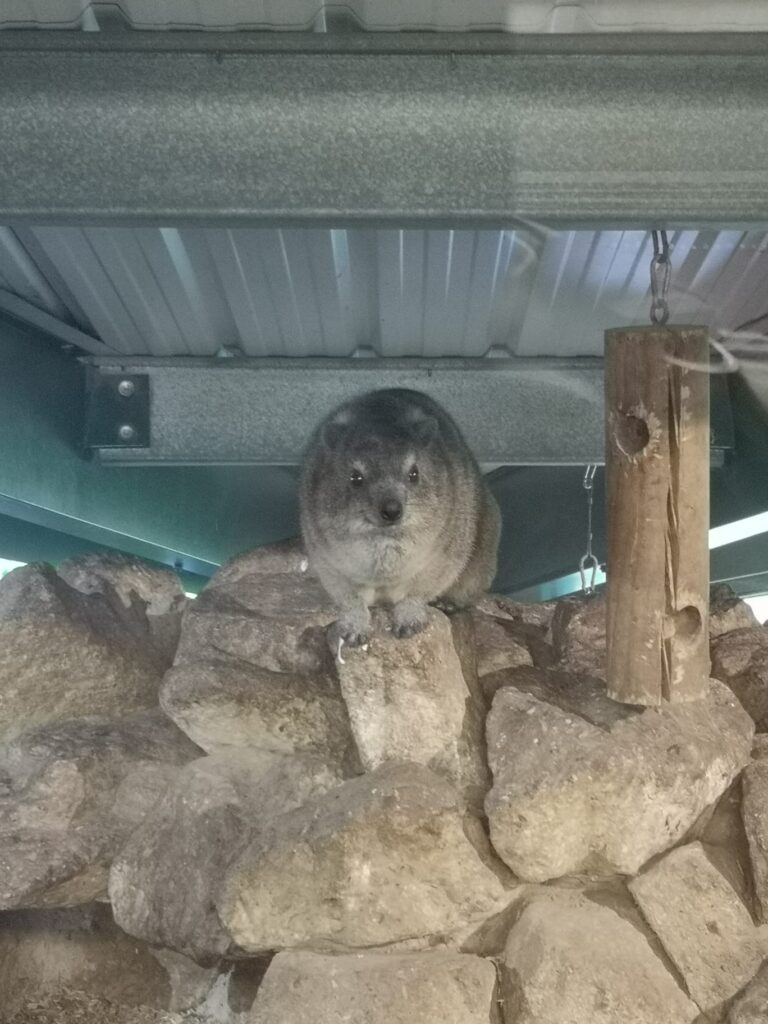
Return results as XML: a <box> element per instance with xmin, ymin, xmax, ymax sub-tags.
<box><xmin>2</xmin><ymin>226</ymin><xmax>767</xmax><ymax>359</ymax></box>
<box><xmin>2</xmin><ymin>1</ymin><xmax>768</xmax><ymax>33</ymax></box>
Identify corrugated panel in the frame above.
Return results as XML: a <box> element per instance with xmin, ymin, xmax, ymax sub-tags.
<box><xmin>0</xmin><ymin>227</ymin><xmax>538</xmax><ymax>357</ymax></box>
<box><xmin>3</xmin><ymin>225</ymin><xmax>768</xmax><ymax>358</ymax></box>
<box><xmin>3</xmin><ymin>0</ymin><xmax>768</xmax><ymax>32</ymax></box>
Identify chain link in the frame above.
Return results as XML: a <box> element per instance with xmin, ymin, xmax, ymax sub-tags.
<box><xmin>579</xmin><ymin>464</ymin><xmax>600</xmax><ymax>595</ymax></box>
<box><xmin>650</xmin><ymin>229</ymin><xmax>671</xmax><ymax>325</ymax></box>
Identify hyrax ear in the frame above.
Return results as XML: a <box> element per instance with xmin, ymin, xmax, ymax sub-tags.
<box><xmin>410</xmin><ymin>414</ymin><xmax>438</xmax><ymax>447</ymax></box>
<box><xmin>321</xmin><ymin>410</ymin><xmax>351</xmax><ymax>450</ymax></box>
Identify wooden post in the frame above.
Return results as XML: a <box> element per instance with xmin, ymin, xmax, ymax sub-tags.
<box><xmin>605</xmin><ymin>326</ymin><xmax>710</xmax><ymax>705</ymax></box>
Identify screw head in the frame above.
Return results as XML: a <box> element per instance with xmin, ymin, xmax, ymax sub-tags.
<box><xmin>117</xmin><ymin>379</ymin><xmax>135</xmax><ymax>398</ymax></box>
<box><xmin>117</xmin><ymin>423</ymin><xmax>136</xmax><ymax>443</ymax></box>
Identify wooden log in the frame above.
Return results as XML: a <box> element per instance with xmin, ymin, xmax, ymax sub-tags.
<box><xmin>605</xmin><ymin>326</ymin><xmax>710</xmax><ymax>705</ymax></box>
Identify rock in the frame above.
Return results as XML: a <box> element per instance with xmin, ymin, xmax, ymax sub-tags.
<box><xmin>5</xmin><ymin>990</ymin><xmax>183</xmax><ymax>1024</ymax></box>
<box><xmin>629</xmin><ymin>842</ymin><xmax>767</xmax><ymax>1014</ymax></box>
<box><xmin>247</xmin><ymin>949</ymin><xmax>498</xmax><ymax>1024</ymax></box>
<box><xmin>728</xmin><ymin>960</ymin><xmax>768</xmax><ymax>1024</ymax></box>
<box><xmin>710</xmin><ymin>584</ymin><xmax>760</xmax><ymax>639</ymax></box>
<box><xmin>173</xmin><ymin>540</ymin><xmax>337</xmax><ymax>677</ymax></box>
<box><xmin>550</xmin><ymin>593</ymin><xmax>607</xmax><ymax>677</ymax></box>
<box><xmin>57</xmin><ymin>552</ymin><xmax>187</xmax><ymax>664</ymax></box>
<box><xmin>500</xmin><ymin>891</ymin><xmax>698</xmax><ymax>1024</ymax></box>
<box><xmin>335</xmin><ymin>609</ymin><xmax>487</xmax><ymax>802</ymax></box>
<box><xmin>0</xmin><ymin>904</ymin><xmax>173</xmax><ymax>1019</ymax></box>
<box><xmin>110</xmin><ymin>751</ymin><xmax>342</xmax><ymax>964</ymax></box>
<box><xmin>471</xmin><ymin>609</ymin><xmax>533</xmax><ymax>676</ymax></box>
<box><xmin>0</xmin><ymin>564</ymin><xmax>180</xmax><ymax>740</ymax></box>
<box><xmin>219</xmin><ymin>762</ymin><xmax>511</xmax><ymax>954</ymax></box>
<box><xmin>742</xmin><ymin>762</ymin><xmax>768</xmax><ymax>923</ymax></box>
<box><xmin>161</xmin><ymin>660</ymin><xmax>357</xmax><ymax>773</ymax></box>
<box><xmin>0</xmin><ymin>711</ymin><xmax>200</xmax><ymax>909</ymax></box>
<box><xmin>485</xmin><ymin>673</ymin><xmax>753</xmax><ymax>881</ymax></box>
<box><xmin>687</xmin><ymin>779</ymin><xmax>753</xmax><ymax>910</ymax></box>
<box><xmin>475</xmin><ymin>594</ymin><xmax>557</xmax><ymax>632</ymax></box>
<box><xmin>711</xmin><ymin>627</ymin><xmax>768</xmax><ymax>731</ymax></box>
<box><xmin>475</xmin><ymin>594</ymin><xmax>557</xmax><ymax>668</ymax></box>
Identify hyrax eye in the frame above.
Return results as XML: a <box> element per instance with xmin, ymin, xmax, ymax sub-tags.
<box><xmin>350</xmin><ymin>469</ymin><xmax>364</xmax><ymax>487</ymax></box>
<box><xmin>408</xmin><ymin>465</ymin><xmax>419</xmax><ymax>484</ymax></box>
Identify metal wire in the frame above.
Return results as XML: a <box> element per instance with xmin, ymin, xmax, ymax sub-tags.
<box><xmin>650</xmin><ymin>229</ymin><xmax>671</xmax><ymax>325</ymax></box>
<box><xmin>579</xmin><ymin>464</ymin><xmax>600</xmax><ymax>595</ymax></box>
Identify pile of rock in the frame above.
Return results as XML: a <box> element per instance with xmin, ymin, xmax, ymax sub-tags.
<box><xmin>1</xmin><ymin>546</ymin><xmax>768</xmax><ymax>1024</ymax></box>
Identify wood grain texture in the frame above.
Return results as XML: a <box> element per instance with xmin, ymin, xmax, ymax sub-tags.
<box><xmin>605</xmin><ymin>326</ymin><xmax>710</xmax><ymax>705</ymax></box>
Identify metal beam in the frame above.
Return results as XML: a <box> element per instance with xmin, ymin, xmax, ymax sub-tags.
<box><xmin>87</xmin><ymin>357</ymin><xmax>606</xmax><ymax>465</ymax></box>
<box><xmin>5</xmin><ymin>33</ymin><xmax>768</xmax><ymax>227</ymax></box>
<box><xmin>86</xmin><ymin>356</ymin><xmax>735</xmax><ymax>466</ymax></box>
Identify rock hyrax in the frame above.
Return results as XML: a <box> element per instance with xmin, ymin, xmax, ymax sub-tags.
<box><xmin>299</xmin><ymin>388</ymin><xmax>501</xmax><ymax>647</ymax></box>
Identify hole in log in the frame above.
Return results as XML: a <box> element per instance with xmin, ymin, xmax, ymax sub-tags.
<box><xmin>669</xmin><ymin>605</ymin><xmax>703</xmax><ymax>639</ymax></box>
<box><xmin>615</xmin><ymin>413</ymin><xmax>650</xmax><ymax>456</ymax></box>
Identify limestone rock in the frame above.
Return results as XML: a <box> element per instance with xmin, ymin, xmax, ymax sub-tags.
<box><xmin>57</xmin><ymin>552</ymin><xmax>187</xmax><ymax>664</ymax></box>
<box><xmin>335</xmin><ymin>609</ymin><xmax>487</xmax><ymax>802</ymax></box>
<box><xmin>110</xmin><ymin>752</ymin><xmax>342</xmax><ymax>964</ymax></box>
<box><xmin>742</xmin><ymin>761</ymin><xmax>768</xmax><ymax>922</ymax></box>
<box><xmin>550</xmin><ymin>593</ymin><xmax>607</xmax><ymax>677</ymax></box>
<box><xmin>629</xmin><ymin>842</ymin><xmax>767</xmax><ymax>1013</ymax></box>
<box><xmin>0</xmin><ymin>904</ymin><xmax>173</xmax><ymax>1019</ymax></box>
<box><xmin>471</xmin><ymin>609</ymin><xmax>533</xmax><ymax>677</ymax></box>
<box><xmin>485</xmin><ymin>673</ymin><xmax>753</xmax><ymax>881</ymax></box>
<box><xmin>710</xmin><ymin>584</ymin><xmax>760</xmax><ymax>639</ymax></box>
<box><xmin>728</xmin><ymin>960</ymin><xmax>768</xmax><ymax>1024</ymax></box>
<box><xmin>711</xmin><ymin>627</ymin><xmax>768</xmax><ymax>731</ymax></box>
<box><xmin>0</xmin><ymin>711</ymin><xmax>200</xmax><ymax>909</ymax></box>
<box><xmin>173</xmin><ymin>540</ymin><xmax>337</xmax><ymax>677</ymax></box>
<box><xmin>161</xmin><ymin>660</ymin><xmax>357</xmax><ymax>773</ymax></box>
<box><xmin>500</xmin><ymin>891</ymin><xmax>698</xmax><ymax>1024</ymax></box>
<box><xmin>219</xmin><ymin>762</ymin><xmax>510</xmax><ymax>954</ymax></box>
<box><xmin>475</xmin><ymin>594</ymin><xmax>557</xmax><ymax>668</ymax></box>
<box><xmin>247</xmin><ymin>950</ymin><xmax>498</xmax><ymax>1024</ymax></box>
<box><xmin>0</xmin><ymin>564</ymin><xmax>179</xmax><ymax>740</ymax></box>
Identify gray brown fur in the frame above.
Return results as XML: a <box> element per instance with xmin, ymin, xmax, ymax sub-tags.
<box><xmin>299</xmin><ymin>388</ymin><xmax>501</xmax><ymax>646</ymax></box>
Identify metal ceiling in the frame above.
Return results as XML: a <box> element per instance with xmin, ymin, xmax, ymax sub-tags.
<box><xmin>2</xmin><ymin>226</ymin><xmax>768</xmax><ymax>359</ymax></box>
<box><xmin>2</xmin><ymin>0</ymin><xmax>768</xmax><ymax>33</ymax></box>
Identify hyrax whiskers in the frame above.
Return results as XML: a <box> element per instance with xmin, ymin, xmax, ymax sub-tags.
<box><xmin>299</xmin><ymin>388</ymin><xmax>501</xmax><ymax>648</ymax></box>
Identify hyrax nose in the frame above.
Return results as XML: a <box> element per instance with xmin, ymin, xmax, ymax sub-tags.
<box><xmin>379</xmin><ymin>499</ymin><xmax>403</xmax><ymax>525</ymax></box>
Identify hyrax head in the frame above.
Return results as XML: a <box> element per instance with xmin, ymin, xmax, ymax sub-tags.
<box><xmin>313</xmin><ymin>390</ymin><xmax>451</xmax><ymax>536</ymax></box>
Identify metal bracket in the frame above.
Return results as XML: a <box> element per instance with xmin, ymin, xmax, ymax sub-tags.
<box><xmin>85</xmin><ymin>370</ymin><xmax>150</xmax><ymax>449</ymax></box>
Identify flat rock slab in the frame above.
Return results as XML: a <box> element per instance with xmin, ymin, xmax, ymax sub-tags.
<box><xmin>501</xmin><ymin>891</ymin><xmax>698</xmax><ymax>1024</ymax></box>
<box><xmin>335</xmin><ymin>609</ymin><xmax>487</xmax><ymax>801</ymax></box>
<box><xmin>161</xmin><ymin>660</ymin><xmax>357</xmax><ymax>773</ymax></box>
<box><xmin>741</xmin><ymin>761</ymin><xmax>768</xmax><ymax>922</ymax></box>
<box><xmin>629</xmin><ymin>842</ymin><xmax>767</xmax><ymax>1014</ymax></box>
<box><xmin>110</xmin><ymin>751</ymin><xmax>342</xmax><ymax>964</ymax></box>
<box><xmin>711</xmin><ymin>627</ymin><xmax>768</xmax><ymax>731</ymax></box>
<box><xmin>728</xmin><ymin>960</ymin><xmax>768</xmax><ymax>1024</ymax></box>
<box><xmin>485</xmin><ymin>674</ymin><xmax>753</xmax><ymax>881</ymax></box>
<box><xmin>0</xmin><ymin>564</ymin><xmax>180</xmax><ymax>740</ymax></box>
<box><xmin>0</xmin><ymin>710</ymin><xmax>200</xmax><ymax>909</ymax></box>
<box><xmin>219</xmin><ymin>762</ymin><xmax>510</xmax><ymax>954</ymax></box>
<box><xmin>173</xmin><ymin>540</ymin><xmax>337</xmax><ymax>677</ymax></box>
<box><xmin>471</xmin><ymin>610</ymin><xmax>533</xmax><ymax>677</ymax></box>
<box><xmin>0</xmin><ymin>904</ymin><xmax>175</xmax><ymax>1019</ymax></box>
<box><xmin>247</xmin><ymin>950</ymin><xmax>498</xmax><ymax>1024</ymax></box>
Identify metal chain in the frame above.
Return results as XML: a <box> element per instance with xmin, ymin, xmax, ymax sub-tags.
<box><xmin>579</xmin><ymin>464</ymin><xmax>600</xmax><ymax>596</ymax></box>
<box><xmin>650</xmin><ymin>229</ymin><xmax>671</xmax><ymax>325</ymax></box>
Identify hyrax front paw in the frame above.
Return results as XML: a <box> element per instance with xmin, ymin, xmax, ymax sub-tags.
<box><xmin>391</xmin><ymin>600</ymin><xmax>430</xmax><ymax>640</ymax></box>
<box><xmin>329</xmin><ymin>609</ymin><xmax>370</xmax><ymax>651</ymax></box>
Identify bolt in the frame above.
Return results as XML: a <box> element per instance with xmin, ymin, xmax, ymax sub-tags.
<box><xmin>117</xmin><ymin>423</ymin><xmax>136</xmax><ymax>443</ymax></box>
<box><xmin>117</xmin><ymin>379</ymin><xmax>135</xmax><ymax>398</ymax></box>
